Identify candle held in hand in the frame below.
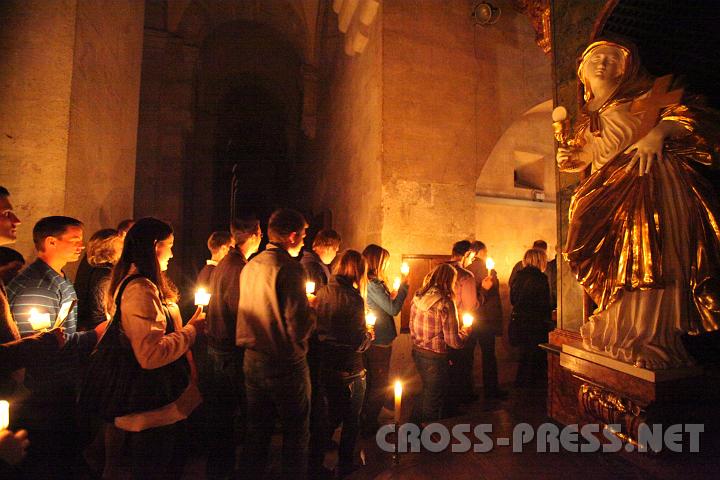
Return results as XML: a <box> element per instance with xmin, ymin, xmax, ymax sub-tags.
<box><xmin>195</xmin><ymin>288</ymin><xmax>211</xmax><ymax>307</ymax></box>
<box><xmin>462</xmin><ymin>313</ymin><xmax>474</xmax><ymax>329</ymax></box>
<box><xmin>392</xmin><ymin>276</ymin><xmax>401</xmax><ymax>291</ymax></box>
<box><xmin>365</xmin><ymin>312</ymin><xmax>377</xmax><ymax>328</ymax></box>
<box><xmin>486</xmin><ymin>257</ymin><xmax>495</xmax><ymax>271</ymax></box>
<box><xmin>394</xmin><ymin>380</ymin><xmax>402</xmax><ymax>424</ymax></box>
<box><xmin>0</xmin><ymin>400</ymin><xmax>8</xmax><ymax>430</ymax></box>
<box><xmin>400</xmin><ymin>262</ymin><xmax>410</xmax><ymax>276</ymax></box>
<box><xmin>305</xmin><ymin>281</ymin><xmax>316</xmax><ymax>295</ymax></box>
<box><xmin>28</xmin><ymin>308</ymin><xmax>51</xmax><ymax>331</ymax></box>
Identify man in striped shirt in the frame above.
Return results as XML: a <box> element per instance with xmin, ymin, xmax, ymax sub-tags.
<box><xmin>7</xmin><ymin>216</ymin><xmax>104</xmax><ymax>478</ymax></box>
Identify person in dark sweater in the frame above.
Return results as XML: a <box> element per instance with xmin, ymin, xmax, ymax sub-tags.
<box><xmin>315</xmin><ymin>250</ymin><xmax>373</xmax><ymax>477</ymax></box>
<box><xmin>74</xmin><ymin>228</ymin><xmax>123</xmax><ymax>331</ymax></box>
<box><xmin>204</xmin><ymin>216</ymin><xmax>261</xmax><ymax>479</ymax></box>
<box><xmin>197</xmin><ymin>230</ymin><xmax>233</xmax><ymax>288</ymax></box>
<box><xmin>300</xmin><ymin>229</ymin><xmax>341</xmax><ymax>290</ymax></box>
<box><xmin>0</xmin><ymin>247</ymin><xmax>24</xmax><ymax>285</ymax></box>
<box><xmin>236</xmin><ymin>209</ymin><xmax>315</xmax><ymax>479</ymax></box>
<box><xmin>360</xmin><ymin>244</ymin><xmax>409</xmax><ymax>432</ymax></box>
<box><xmin>510</xmin><ymin>248</ymin><xmax>553</xmax><ymax>387</ymax></box>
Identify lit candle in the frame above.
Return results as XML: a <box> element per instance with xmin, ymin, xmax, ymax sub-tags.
<box><xmin>194</xmin><ymin>288</ymin><xmax>211</xmax><ymax>307</ymax></box>
<box><xmin>28</xmin><ymin>308</ymin><xmax>51</xmax><ymax>331</ymax></box>
<box><xmin>400</xmin><ymin>262</ymin><xmax>410</xmax><ymax>276</ymax></box>
<box><xmin>392</xmin><ymin>276</ymin><xmax>401</xmax><ymax>291</ymax></box>
<box><xmin>486</xmin><ymin>257</ymin><xmax>495</xmax><ymax>271</ymax></box>
<box><xmin>394</xmin><ymin>380</ymin><xmax>403</xmax><ymax>424</ymax></box>
<box><xmin>365</xmin><ymin>312</ymin><xmax>377</xmax><ymax>328</ymax></box>
<box><xmin>462</xmin><ymin>313</ymin><xmax>474</xmax><ymax>329</ymax></box>
<box><xmin>0</xmin><ymin>400</ymin><xmax>8</xmax><ymax>430</ymax></box>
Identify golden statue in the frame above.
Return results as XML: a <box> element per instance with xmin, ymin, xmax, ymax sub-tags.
<box><xmin>556</xmin><ymin>39</ymin><xmax>720</xmax><ymax>369</ymax></box>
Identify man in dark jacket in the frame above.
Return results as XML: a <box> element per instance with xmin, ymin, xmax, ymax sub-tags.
<box><xmin>204</xmin><ymin>216</ymin><xmax>261</xmax><ymax>479</ymax></box>
<box><xmin>300</xmin><ymin>228</ymin><xmax>341</xmax><ymax>290</ymax></box>
<box><xmin>237</xmin><ymin>208</ymin><xmax>315</xmax><ymax>479</ymax></box>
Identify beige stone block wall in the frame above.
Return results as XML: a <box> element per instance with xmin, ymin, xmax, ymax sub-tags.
<box><xmin>0</xmin><ymin>0</ymin><xmax>78</xmax><ymax>259</ymax></box>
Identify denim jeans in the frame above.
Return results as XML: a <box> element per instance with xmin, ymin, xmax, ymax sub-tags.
<box><xmin>241</xmin><ymin>352</ymin><xmax>311</xmax><ymax>479</ymax></box>
<box><xmin>362</xmin><ymin>344</ymin><xmax>392</xmax><ymax>426</ymax></box>
<box><xmin>127</xmin><ymin>420</ymin><xmax>187</xmax><ymax>480</ymax></box>
<box><xmin>204</xmin><ymin>346</ymin><xmax>245</xmax><ymax>479</ymax></box>
<box><xmin>324</xmin><ymin>370</ymin><xmax>367</xmax><ymax>471</ymax></box>
<box><xmin>412</xmin><ymin>348</ymin><xmax>450</xmax><ymax>423</ymax></box>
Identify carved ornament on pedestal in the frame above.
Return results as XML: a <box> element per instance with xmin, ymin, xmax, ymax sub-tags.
<box><xmin>511</xmin><ymin>0</ymin><xmax>551</xmax><ymax>54</ymax></box>
<box><xmin>332</xmin><ymin>0</ymin><xmax>380</xmax><ymax>56</ymax></box>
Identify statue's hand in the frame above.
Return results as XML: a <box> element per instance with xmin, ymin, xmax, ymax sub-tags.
<box><xmin>624</xmin><ymin>129</ymin><xmax>664</xmax><ymax>176</ymax></box>
<box><xmin>556</xmin><ymin>146</ymin><xmax>586</xmax><ymax>172</ymax></box>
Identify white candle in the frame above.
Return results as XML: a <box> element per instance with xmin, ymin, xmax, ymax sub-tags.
<box><xmin>392</xmin><ymin>276</ymin><xmax>401</xmax><ymax>291</ymax></box>
<box><xmin>486</xmin><ymin>257</ymin><xmax>495</xmax><ymax>271</ymax></box>
<box><xmin>394</xmin><ymin>380</ymin><xmax>403</xmax><ymax>424</ymax></box>
<box><xmin>365</xmin><ymin>312</ymin><xmax>377</xmax><ymax>328</ymax></box>
<box><xmin>400</xmin><ymin>262</ymin><xmax>410</xmax><ymax>276</ymax></box>
<box><xmin>462</xmin><ymin>313</ymin><xmax>474</xmax><ymax>328</ymax></box>
<box><xmin>0</xmin><ymin>400</ymin><xmax>8</xmax><ymax>430</ymax></box>
<box><xmin>305</xmin><ymin>281</ymin><xmax>316</xmax><ymax>295</ymax></box>
<box><xmin>28</xmin><ymin>308</ymin><xmax>51</xmax><ymax>331</ymax></box>
<box><xmin>194</xmin><ymin>288</ymin><xmax>211</xmax><ymax>307</ymax></box>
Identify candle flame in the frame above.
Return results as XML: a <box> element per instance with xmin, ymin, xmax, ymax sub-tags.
<box><xmin>462</xmin><ymin>313</ymin><xmax>474</xmax><ymax>328</ymax></box>
<box><xmin>392</xmin><ymin>276</ymin><xmax>401</xmax><ymax>291</ymax></box>
<box><xmin>305</xmin><ymin>281</ymin><xmax>316</xmax><ymax>295</ymax></box>
<box><xmin>0</xmin><ymin>400</ymin><xmax>8</xmax><ymax>431</ymax></box>
<box><xmin>394</xmin><ymin>379</ymin><xmax>403</xmax><ymax>398</ymax></box>
<box><xmin>194</xmin><ymin>288</ymin><xmax>211</xmax><ymax>306</ymax></box>
<box><xmin>400</xmin><ymin>262</ymin><xmax>410</xmax><ymax>275</ymax></box>
<box><xmin>486</xmin><ymin>257</ymin><xmax>495</xmax><ymax>270</ymax></box>
<box><xmin>365</xmin><ymin>312</ymin><xmax>377</xmax><ymax>327</ymax></box>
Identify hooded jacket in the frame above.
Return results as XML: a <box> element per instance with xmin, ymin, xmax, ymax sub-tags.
<box><xmin>409</xmin><ymin>288</ymin><xmax>465</xmax><ymax>354</ymax></box>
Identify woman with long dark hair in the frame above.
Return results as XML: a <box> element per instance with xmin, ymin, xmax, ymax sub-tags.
<box><xmin>360</xmin><ymin>244</ymin><xmax>409</xmax><ymax>432</ymax></box>
<box><xmin>410</xmin><ymin>263</ymin><xmax>468</xmax><ymax>422</ymax></box>
<box><xmin>315</xmin><ymin>250</ymin><xmax>373</xmax><ymax>476</ymax></box>
<box><xmin>105</xmin><ymin>217</ymin><xmax>205</xmax><ymax>478</ymax></box>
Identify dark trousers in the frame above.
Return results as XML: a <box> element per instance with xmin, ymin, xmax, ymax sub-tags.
<box><xmin>362</xmin><ymin>344</ymin><xmax>392</xmax><ymax>426</ymax></box>
<box><xmin>477</xmin><ymin>330</ymin><xmax>500</xmax><ymax>395</ymax></box>
<box><xmin>412</xmin><ymin>348</ymin><xmax>449</xmax><ymax>423</ymax></box>
<box><xmin>307</xmin><ymin>345</ymin><xmax>329</xmax><ymax>474</ymax></box>
<box><xmin>448</xmin><ymin>346</ymin><xmax>474</xmax><ymax>410</ymax></box>
<box><xmin>325</xmin><ymin>370</ymin><xmax>367</xmax><ymax>472</ymax></box>
<box><xmin>127</xmin><ymin>420</ymin><xmax>188</xmax><ymax>480</ymax></box>
<box><xmin>18</xmin><ymin>385</ymin><xmax>80</xmax><ymax>480</ymax></box>
<box><xmin>204</xmin><ymin>346</ymin><xmax>245</xmax><ymax>479</ymax></box>
<box><xmin>242</xmin><ymin>352</ymin><xmax>311</xmax><ymax>479</ymax></box>
<box><xmin>515</xmin><ymin>341</ymin><xmax>547</xmax><ymax>387</ymax></box>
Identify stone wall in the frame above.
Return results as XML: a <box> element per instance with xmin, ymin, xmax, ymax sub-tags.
<box><xmin>0</xmin><ymin>0</ymin><xmax>144</xmax><ymax>271</ymax></box>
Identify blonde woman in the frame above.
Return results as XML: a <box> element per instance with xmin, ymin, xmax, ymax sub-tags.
<box><xmin>410</xmin><ymin>263</ymin><xmax>469</xmax><ymax>422</ymax></box>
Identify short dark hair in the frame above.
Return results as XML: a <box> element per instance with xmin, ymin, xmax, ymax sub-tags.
<box><xmin>231</xmin><ymin>216</ymin><xmax>260</xmax><ymax>246</ymax></box>
<box><xmin>533</xmin><ymin>239</ymin><xmax>548</xmax><ymax>251</ymax></box>
<box><xmin>268</xmin><ymin>209</ymin><xmax>306</xmax><ymax>243</ymax></box>
<box><xmin>470</xmin><ymin>240</ymin><xmax>486</xmax><ymax>253</ymax></box>
<box><xmin>116</xmin><ymin>219</ymin><xmax>134</xmax><ymax>232</ymax></box>
<box><xmin>313</xmin><ymin>229</ymin><xmax>341</xmax><ymax>249</ymax></box>
<box><xmin>452</xmin><ymin>240</ymin><xmax>472</xmax><ymax>257</ymax></box>
<box><xmin>33</xmin><ymin>216</ymin><xmax>83</xmax><ymax>250</ymax></box>
<box><xmin>0</xmin><ymin>247</ymin><xmax>24</xmax><ymax>266</ymax></box>
<box><xmin>0</xmin><ymin>186</ymin><xmax>9</xmax><ymax>198</ymax></box>
<box><xmin>207</xmin><ymin>231</ymin><xmax>232</xmax><ymax>252</ymax></box>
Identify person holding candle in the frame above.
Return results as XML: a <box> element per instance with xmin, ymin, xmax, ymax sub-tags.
<box><xmin>446</xmin><ymin>241</ymin><xmax>481</xmax><ymax>411</ymax></box>
<box><xmin>314</xmin><ymin>250</ymin><xmax>373</xmax><ymax>477</ymax></box>
<box><xmin>7</xmin><ymin>215</ymin><xmax>107</xmax><ymax>479</ymax></box>
<box><xmin>467</xmin><ymin>241</ymin><xmax>508</xmax><ymax>400</ymax></box>
<box><xmin>236</xmin><ymin>208</ymin><xmax>315</xmax><ymax>479</ymax></box>
<box><xmin>409</xmin><ymin>263</ymin><xmax>470</xmax><ymax>423</ymax></box>
<box><xmin>301</xmin><ymin>228</ymin><xmax>341</xmax><ymax>289</ymax></box>
<box><xmin>360</xmin><ymin>244</ymin><xmax>409</xmax><ymax>433</ymax></box>
<box><xmin>509</xmin><ymin>239</ymin><xmax>548</xmax><ymax>289</ymax></box>
<box><xmin>100</xmin><ymin>217</ymin><xmax>205</xmax><ymax>479</ymax></box>
<box><xmin>204</xmin><ymin>216</ymin><xmax>261</xmax><ymax>479</ymax></box>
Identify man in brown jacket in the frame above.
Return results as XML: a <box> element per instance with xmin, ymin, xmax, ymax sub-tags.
<box><xmin>237</xmin><ymin>208</ymin><xmax>315</xmax><ymax>479</ymax></box>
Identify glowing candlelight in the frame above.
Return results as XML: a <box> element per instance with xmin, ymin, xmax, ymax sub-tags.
<box><xmin>365</xmin><ymin>312</ymin><xmax>377</xmax><ymax>328</ymax></box>
<box><xmin>28</xmin><ymin>308</ymin><xmax>51</xmax><ymax>331</ymax></box>
<box><xmin>400</xmin><ymin>262</ymin><xmax>410</xmax><ymax>276</ymax></box>
<box><xmin>392</xmin><ymin>276</ymin><xmax>401</xmax><ymax>291</ymax></box>
<box><xmin>394</xmin><ymin>380</ymin><xmax>403</xmax><ymax>424</ymax></box>
<box><xmin>305</xmin><ymin>281</ymin><xmax>316</xmax><ymax>295</ymax></box>
<box><xmin>194</xmin><ymin>288</ymin><xmax>211</xmax><ymax>307</ymax></box>
<box><xmin>462</xmin><ymin>313</ymin><xmax>474</xmax><ymax>329</ymax></box>
<box><xmin>486</xmin><ymin>257</ymin><xmax>495</xmax><ymax>271</ymax></box>
<box><xmin>0</xmin><ymin>400</ymin><xmax>8</xmax><ymax>430</ymax></box>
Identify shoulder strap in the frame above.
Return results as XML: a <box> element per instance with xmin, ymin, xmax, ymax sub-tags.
<box><xmin>114</xmin><ymin>274</ymin><xmax>146</xmax><ymax>309</ymax></box>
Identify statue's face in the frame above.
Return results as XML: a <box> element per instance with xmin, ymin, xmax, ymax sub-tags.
<box><xmin>585</xmin><ymin>45</ymin><xmax>624</xmax><ymax>85</ymax></box>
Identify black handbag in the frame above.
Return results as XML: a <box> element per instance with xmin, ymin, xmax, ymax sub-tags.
<box><xmin>78</xmin><ymin>274</ymin><xmax>189</xmax><ymax>420</ymax></box>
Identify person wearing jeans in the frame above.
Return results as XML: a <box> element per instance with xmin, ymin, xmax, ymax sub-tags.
<box><xmin>409</xmin><ymin>264</ymin><xmax>469</xmax><ymax>423</ymax></box>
